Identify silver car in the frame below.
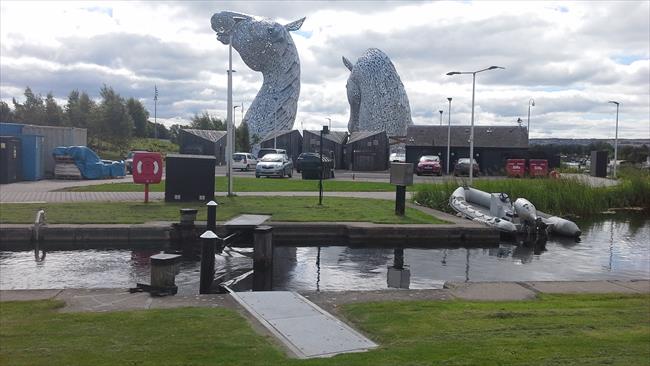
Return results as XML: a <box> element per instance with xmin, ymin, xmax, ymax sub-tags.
<box><xmin>255</xmin><ymin>153</ymin><xmax>293</xmax><ymax>178</ymax></box>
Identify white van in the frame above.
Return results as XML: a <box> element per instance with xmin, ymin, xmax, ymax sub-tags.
<box><xmin>232</xmin><ymin>153</ymin><xmax>258</xmax><ymax>171</ymax></box>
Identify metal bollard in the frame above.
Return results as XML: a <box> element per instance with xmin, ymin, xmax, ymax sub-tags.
<box><xmin>199</xmin><ymin>230</ymin><xmax>217</xmax><ymax>294</ymax></box>
<box><xmin>253</xmin><ymin>225</ymin><xmax>274</xmax><ymax>291</ymax></box>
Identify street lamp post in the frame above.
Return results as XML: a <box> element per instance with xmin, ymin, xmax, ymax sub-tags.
<box><xmin>233</xmin><ymin>105</ymin><xmax>240</xmax><ymax>151</ymax></box>
<box><xmin>446</xmin><ymin>66</ymin><xmax>504</xmax><ymax>185</ymax></box>
<box><xmin>273</xmin><ymin>97</ymin><xmax>278</xmax><ymax>149</ymax></box>
<box><xmin>527</xmin><ymin>98</ymin><xmax>535</xmax><ymax>136</ymax></box>
<box><xmin>326</xmin><ymin>117</ymin><xmax>331</xmax><ymax>130</ymax></box>
<box><xmin>154</xmin><ymin>85</ymin><xmax>158</xmax><ymax>139</ymax></box>
<box><xmin>608</xmin><ymin>101</ymin><xmax>620</xmax><ymax>179</ymax></box>
<box><xmin>446</xmin><ymin>97</ymin><xmax>452</xmax><ymax>175</ymax></box>
<box><xmin>439</xmin><ymin>110</ymin><xmax>443</xmax><ymax>126</ymax></box>
<box><xmin>319</xmin><ymin>125</ymin><xmax>329</xmax><ymax>205</ymax></box>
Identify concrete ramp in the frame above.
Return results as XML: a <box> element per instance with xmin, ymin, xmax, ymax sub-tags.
<box><xmin>231</xmin><ymin>291</ymin><xmax>378</xmax><ymax>359</ymax></box>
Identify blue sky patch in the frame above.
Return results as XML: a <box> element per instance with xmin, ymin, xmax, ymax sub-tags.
<box><xmin>84</xmin><ymin>6</ymin><xmax>113</xmax><ymax>18</ymax></box>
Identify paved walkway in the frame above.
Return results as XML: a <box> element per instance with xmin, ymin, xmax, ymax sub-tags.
<box><xmin>0</xmin><ymin>191</ymin><xmax>399</xmax><ymax>203</ymax></box>
<box><xmin>231</xmin><ymin>291</ymin><xmax>377</xmax><ymax>358</ymax></box>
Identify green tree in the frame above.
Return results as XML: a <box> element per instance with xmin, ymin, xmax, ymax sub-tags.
<box><xmin>93</xmin><ymin>85</ymin><xmax>134</xmax><ymax>148</ymax></box>
<box><xmin>64</xmin><ymin>90</ymin><xmax>95</xmax><ymax>128</ymax></box>
<box><xmin>126</xmin><ymin>98</ymin><xmax>150</xmax><ymax>137</ymax></box>
<box><xmin>12</xmin><ymin>87</ymin><xmax>46</xmax><ymax>124</ymax></box>
<box><xmin>0</xmin><ymin>100</ymin><xmax>15</xmax><ymax>122</ymax></box>
<box><xmin>190</xmin><ymin>112</ymin><xmax>225</xmax><ymax>130</ymax></box>
<box><xmin>236</xmin><ymin>120</ymin><xmax>251</xmax><ymax>152</ymax></box>
<box><xmin>45</xmin><ymin>92</ymin><xmax>64</xmax><ymax>126</ymax></box>
<box><xmin>169</xmin><ymin>124</ymin><xmax>182</xmax><ymax>144</ymax></box>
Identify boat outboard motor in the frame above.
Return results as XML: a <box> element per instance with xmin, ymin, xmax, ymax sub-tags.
<box><xmin>514</xmin><ymin>198</ymin><xmax>547</xmax><ymax>234</ymax></box>
<box><xmin>514</xmin><ymin>198</ymin><xmax>537</xmax><ymax>223</ymax></box>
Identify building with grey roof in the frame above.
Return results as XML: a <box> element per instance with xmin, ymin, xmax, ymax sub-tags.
<box><xmin>406</xmin><ymin>125</ymin><xmax>529</xmax><ymax>175</ymax></box>
<box><xmin>179</xmin><ymin>128</ymin><xmax>228</xmax><ymax>165</ymax></box>
<box><xmin>344</xmin><ymin>130</ymin><xmax>389</xmax><ymax>171</ymax></box>
<box><xmin>303</xmin><ymin>130</ymin><xmax>348</xmax><ymax>169</ymax></box>
<box><xmin>260</xmin><ymin>129</ymin><xmax>303</xmax><ymax>162</ymax></box>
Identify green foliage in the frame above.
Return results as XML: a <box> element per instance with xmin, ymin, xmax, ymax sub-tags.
<box><xmin>0</xmin><ymin>197</ymin><xmax>445</xmax><ymax>224</ymax></box>
<box><xmin>236</xmin><ymin>120</ymin><xmax>251</xmax><ymax>152</ymax></box>
<box><xmin>12</xmin><ymin>87</ymin><xmax>46</xmax><ymax>124</ymax></box>
<box><xmin>126</xmin><ymin>98</ymin><xmax>149</xmax><ymax>137</ymax></box>
<box><xmin>0</xmin><ymin>100</ymin><xmax>14</xmax><ymax>122</ymax></box>
<box><xmin>92</xmin><ymin>85</ymin><xmax>134</xmax><ymax>149</ymax></box>
<box><xmin>190</xmin><ymin>112</ymin><xmax>225</xmax><ymax>130</ymax></box>
<box><xmin>44</xmin><ymin>92</ymin><xmax>64</xmax><ymax>126</ymax></box>
<box><xmin>64</xmin><ymin>90</ymin><xmax>95</xmax><ymax>128</ymax></box>
<box><xmin>413</xmin><ymin>173</ymin><xmax>650</xmax><ymax>217</ymax></box>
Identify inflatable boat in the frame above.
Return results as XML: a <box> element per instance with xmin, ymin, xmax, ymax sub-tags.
<box><xmin>449</xmin><ymin>186</ymin><xmax>581</xmax><ymax>238</ymax></box>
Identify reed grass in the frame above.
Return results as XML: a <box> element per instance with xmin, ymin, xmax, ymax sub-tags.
<box><xmin>413</xmin><ymin>170</ymin><xmax>650</xmax><ymax>217</ymax></box>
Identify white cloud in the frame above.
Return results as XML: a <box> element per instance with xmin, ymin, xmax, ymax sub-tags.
<box><xmin>1</xmin><ymin>0</ymin><xmax>648</xmax><ymax>139</ymax></box>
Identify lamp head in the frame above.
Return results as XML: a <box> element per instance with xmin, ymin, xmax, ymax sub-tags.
<box><xmin>608</xmin><ymin>100</ymin><xmax>619</xmax><ymax>105</ymax></box>
<box><xmin>446</xmin><ymin>71</ymin><xmax>461</xmax><ymax>76</ymax></box>
<box><xmin>439</xmin><ymin>110</ymin><xmax>443</xmax><ymax>114</ymax></box>
<box><xmin>488</xmin><ymin>66</ymin><xmax>505</xmax><ymax>70</ymax></box>
<box><xmin>447</xmin><ymin>97</ymin><xmax>452</xmax><ymax>102</ymax></box>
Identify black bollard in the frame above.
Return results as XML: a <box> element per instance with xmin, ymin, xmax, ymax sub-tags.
<box><xmin>253</xmin><ymin>225</ymin><xmax>274</xmax><ymax>291</ymax></box>
<box><xmin>199</xmin><ymin>230</ymin><xmax>217</xmax><ymax>294</ymax></box>
<box><xmin>206</xmin><ymin>201</ymin><xmax>217</xmax><ymax>232</ymax></box>
<box><xmin>395</xmin><ymin>185</ymin><xmax>406</xmax><ymax>216</ymax></box>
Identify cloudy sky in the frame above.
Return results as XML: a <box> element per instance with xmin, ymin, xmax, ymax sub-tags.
<box><xmin>1</xmin><ymin>1</ymin><xmax>648</xmax><ymax>139</ymax></box>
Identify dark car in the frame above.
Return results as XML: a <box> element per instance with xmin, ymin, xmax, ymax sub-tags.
<box><xmin>416</xmin><ymin>155</ymin><xmax>442</xmax><ymax>176</ymax></box>
<box><xmin>295</xmin><ymin>152</ymin><xmax>319</xmax><ymax>173</ymax></box>
<box><xmin>257</xmin><ymin>148</ymin><xmax>287</xmax><ymax>159</ymax></box>
<box><xmin>295</xmin><ymin>153</ymin><xmax>334</xmax><ymax>179</ymax></box>
<box><xmin>453</xmin><ymin>158</ymin><xmax>480</xmax><ymax>176</ymax></box>
<box><xmin>124</xmin><ymin>150</ymin><xmax>149</xmax><ymax>174</ymax></box>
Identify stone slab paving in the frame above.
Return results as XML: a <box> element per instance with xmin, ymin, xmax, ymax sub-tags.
<box><xmin>231</xmin><ymin>291</ymin><xmax>378</xmax><ymax>359</ymax></box>
<box><xmin>0</xmin><ymin>289</ymin><xmax>63</xmax><ymax>301</ymax></box>
<box><xmin>0</xmin><ymin>191</ymin><xmax>399</xmax><ymax>203</ymax></box>
<box><xmin>446</xmin><ymin>282</ymin><xmax>538</xmax><ymax>300</ymax></box>
<box><xmin>524</xmin><ymin>280</ymin><xmax>649</xmax><ymax>294</ymax></box>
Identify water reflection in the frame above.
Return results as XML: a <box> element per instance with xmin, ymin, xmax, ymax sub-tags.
<box><xmin>1</xmin><ymin>214</ymin><xmax>648</xmax><ymax>292</ymax></box>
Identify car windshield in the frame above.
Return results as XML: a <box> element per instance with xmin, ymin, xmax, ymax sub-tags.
<box><xmin>420</xmin><ymin>156</ymin><xmax>439</xmax><ymax>162</ymax></box>
<box><xmin>233</xmin><ymin>154</ymin><xmax>245</xmax><ymax>161</ymax></box>
<box><xmin>458</xmin><ymin>158</ymin><xmax>477</xmax><ymax>164</ymax></box>
<box><xmin>260</xmin><ymin>154</ymin><xmax>284</xmax><ymax>162</ymax></box>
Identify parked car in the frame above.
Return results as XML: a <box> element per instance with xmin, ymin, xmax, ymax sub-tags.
<box><xmin>295</xmin><ymin>152</ymin><xmax>334</xmax><ymax>179</ymax></box>
<box><xmin>416</xmin><ymin>155</ymin><xmax>442</xmax><ymax>176</ymax></box>
<box><xmin>295</xmin><ymin>152</ymin><xmax>319</xmax><ymax>173</ymax></box>
<box><xmin>453</xmin><ymin>158</ymin><xmax>480</xmax><ymax>176</ymax></box>
<box><xmin>232</xmin><ymin>152</ymin><xmax>258</xmax><ymax>171</ymax></box>
<box><xmin>255</xmin><ymin>153</ymin><xmax>293</xmax><ymax>178</ymax></box>
<box><xmin>124</xmin><ymin>150</ymin><xmax>149</xmax><ymax>174</ymax></box>
<box><xmin>389</xmin><ymin>152</ymin><xmax>406</xmax><ymax>163</ymax></box>
<box><xmin>258</xmin><ymin>148</ymin><xmax>287</xmax><ymax>159</ymax></box>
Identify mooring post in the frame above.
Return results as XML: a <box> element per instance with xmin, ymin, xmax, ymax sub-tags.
<box><xmin>207</xmin><ymin>200</ymin><xmax>217</xmax><ymax>231</ymax></box>
<box><xmin>395</xmin><ymin>185</ymin><xmax>406</xmax><ymax>216</ymax></box>
<box><xmin>199</xmin><ymin>230</ymin><xmax>217</xmax><ymax>294</ymax></box>
<box><xmin>253</xmin><ymin>225</ymin><xmax>274</xmax><ymax>291</ymax></box>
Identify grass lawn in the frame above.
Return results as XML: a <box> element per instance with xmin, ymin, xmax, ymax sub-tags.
<box><xmin>1</xmin><ymin>294</ymin><xmax>648</xmax><ymax>365</ymax></box>
<box><xmin>62</xmin><ymin>176</ymin><xmax>403</xmax><ymax>192</ymax></box>
<box><xmin>0</xmin><ymin>196</ymin><xmax>445</xmax><ymax>224</ymax></box>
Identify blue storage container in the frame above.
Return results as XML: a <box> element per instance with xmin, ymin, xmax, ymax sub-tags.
<box><xmin>19</xmin><ymin>134</ymin><xmax>45</xmax><ymax>181</ymax></box>
<box><xmin>0</xmin><ymin>122</ymin><xmax>25</xmax><ymax>136</ymax></box>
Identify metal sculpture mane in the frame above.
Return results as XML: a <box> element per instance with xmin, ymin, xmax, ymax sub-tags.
<box><xmin>211</xmin><ymin>11</ymin><xmax>305</xmax><ymax>143</ymax></box>
<box><xmin>343</xmin><ymin>48</ymin><xmax>413</xmax><ymax>137</ymax></box>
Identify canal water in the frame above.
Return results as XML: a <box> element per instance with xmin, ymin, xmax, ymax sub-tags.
<box><xmin>1</xmin><ymin>214</ymin><xmax>648</xmax><ymax>293</ymax></box>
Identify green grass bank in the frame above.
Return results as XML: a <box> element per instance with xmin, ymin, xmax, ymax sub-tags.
<box><xmin>62</xmin><ymin>176</ymin><xmax>402</xmax><ymax>192</ymax></box>
<box><xmin>413</xmin><ymin>171</ymin><xmax>650</xmax><ymax>217</ymax></box>
<box><xmin>0</xmin><ymin>196</ymin><xmax>445</xmax><ymax>225</ymax></box>
<box><xmin>1</xmin><ymin>294</ymin><xmax>648</xmax><ymax>365</ymax></box>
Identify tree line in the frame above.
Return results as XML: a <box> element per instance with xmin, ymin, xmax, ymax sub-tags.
<box><xmin>0</xmin><ymin>86</ymin><xmax>251</xmax><ymax>152</ymax></box>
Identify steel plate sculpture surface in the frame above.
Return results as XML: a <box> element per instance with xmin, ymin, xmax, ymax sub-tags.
<box><xmin>343</xmin><ymin>48</ymin><xmax>413</xmax><ymax>137</ymax></box>
<box><xmin>211</xmin><ymin>11</ymin><xmax>305</xmax><ymax>143</ymax></box>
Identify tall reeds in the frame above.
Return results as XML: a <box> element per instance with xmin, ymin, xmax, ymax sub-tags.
<box><xmin>413</xmin><ymin>170</ymin><xmax>650</xmax><ymax>217</ymax></box>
